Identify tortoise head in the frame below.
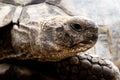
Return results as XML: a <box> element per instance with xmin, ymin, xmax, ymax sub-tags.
<box><xmin>11</xmin><ymin>16</ymin><xmax>98</xmax><ymax>62</ymax></box>
<box><xmin>36</xmin><ymin>16</ymin><xmax>98</xmax><ymax>61</ymax></box>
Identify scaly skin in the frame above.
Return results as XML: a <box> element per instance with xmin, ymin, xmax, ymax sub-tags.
<box><xmin>54</xmin><ymin>53</ymin><xmax>120</xmax><ymax>80</ymax></box>
<box><xmin>0</xmin><ymin>53</ymin><xmax>119</xmax><ymax>80</ymax></box>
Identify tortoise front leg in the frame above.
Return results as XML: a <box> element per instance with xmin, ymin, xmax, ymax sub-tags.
<box><xmin>0</xmin><ymin>53</ymin><xmax>119</xmax><ymax>80</ymax></box>
<box><xmin>54</xmin><ymin>53</ymin><xmax>120</xmax><ymax>80</ymax></box>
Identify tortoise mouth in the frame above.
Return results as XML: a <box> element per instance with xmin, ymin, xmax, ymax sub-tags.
<box><xmin>72</xmin><ymin>39</ymin><xmax>96</xmax><ymax>49</ymax></box>
<box><xmin>79</xmin><ymin>40</ymin><xmax>93</xmax><ymax>46</ymax></box>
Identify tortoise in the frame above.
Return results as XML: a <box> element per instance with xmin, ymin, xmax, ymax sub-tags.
<box><xmin>0</xmin><ymin>0</ymin><xmax>120</xmax><ymax>80</ymax></box>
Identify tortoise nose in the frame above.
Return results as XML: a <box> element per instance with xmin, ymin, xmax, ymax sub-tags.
<box><xmin>86</xmin><ymin>33</ymin><xmax>98</xmax><ymax>40</ymax></box>
<box><xmin>70</xmin><ymin>23</ymin><xmax>83</xmax><ymax>32</ymax></box>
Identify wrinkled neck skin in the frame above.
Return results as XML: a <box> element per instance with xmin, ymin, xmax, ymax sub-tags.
<box><xmin>10</xmin><ymin>16</ymin><xmax>98</xmax><ymax>62</ymax></box>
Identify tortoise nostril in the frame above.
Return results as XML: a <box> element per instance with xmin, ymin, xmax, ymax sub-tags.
<box><xmin>87</xmin><ymin>34</ymin><xmax>97</xmax><ymax>40</ymax></box>
<box><xmin>70</xmin><ymin>23</ymin><xmax>82</xmax><ymax>32</ymax></box>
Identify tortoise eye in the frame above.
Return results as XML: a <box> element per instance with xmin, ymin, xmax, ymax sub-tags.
<box><xmin>70</xmin><ymin>23</ymin><xmax>82</xmax><ymax>32</ymax></box>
